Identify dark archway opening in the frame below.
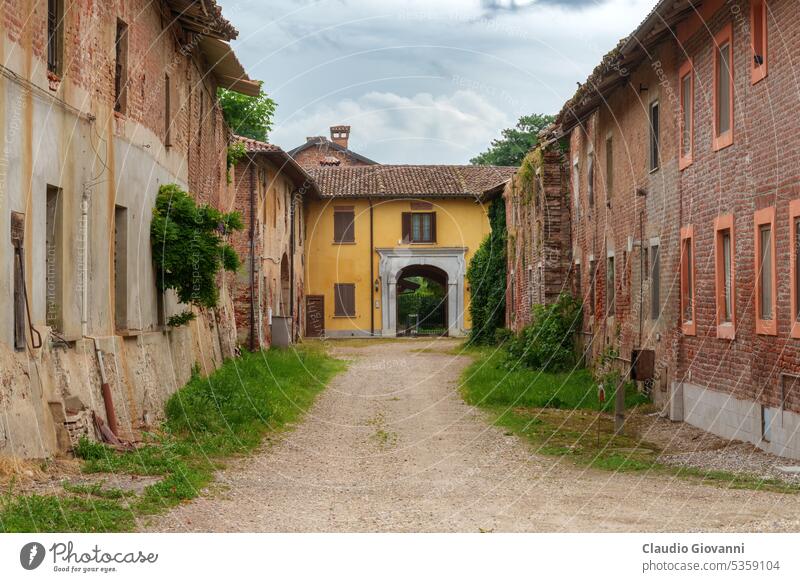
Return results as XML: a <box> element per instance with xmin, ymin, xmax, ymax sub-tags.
<box><xmin>396</xmin><ymin>265</ymin><xmax>448</xmax><ymax>337</ymax></box>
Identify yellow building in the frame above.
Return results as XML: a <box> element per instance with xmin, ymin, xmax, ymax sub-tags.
<box><xmin>303</xmin><ymin>165</ymin><xmax>515</xmax><ymax>337</ymax></box>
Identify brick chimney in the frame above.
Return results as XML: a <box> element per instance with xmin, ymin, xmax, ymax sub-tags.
<box><xmin>330</xmin><ymin>125</ymin><xmax>350</xmax><ymax>149</ymax></box>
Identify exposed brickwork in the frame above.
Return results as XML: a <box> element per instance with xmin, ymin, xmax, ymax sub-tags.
<box><xmin>505</xmin><ymin>0</ymin><xmax>800</xmax><ymax>423</ymax></box>
<box><xmin>504</xmin><ymin>145</ymin><xmax>572</xmax><ymax>331</ymax></box>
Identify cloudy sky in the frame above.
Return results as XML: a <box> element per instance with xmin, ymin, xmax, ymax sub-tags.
<box><xmin>219</xmin><ymin>0</ymin><xmax>655</xmax><ymax>164</ymax></box>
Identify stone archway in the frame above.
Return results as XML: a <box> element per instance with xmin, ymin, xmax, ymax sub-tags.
<box><xmin>377</xmin><ymin>247</ymin><xmax>467</xmax><ymax>337</ymax></box>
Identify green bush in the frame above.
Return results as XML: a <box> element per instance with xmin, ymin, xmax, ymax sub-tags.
<box><xmin>150</xmin><ymin>183</ymin><xmax>243</xmax><ymax>309</ymax></box>
<box><xmin>507</xmin><ymin>293</ymin><xmax>582</xmax><ymax>372</ymax></box>
<box><xmin>467</xmin><ymin>198</ymin><xmax>506</xmax><ymax>344</ymax></box>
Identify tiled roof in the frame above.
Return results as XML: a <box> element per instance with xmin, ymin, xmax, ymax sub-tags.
<box><xmin>237</xmin><ymin>136</ymin><xmax>283</xmax><ymax>153</ymax></box>
<box><xmin>164</xmin><ymin>0</ymin><xmax>238</xmax><ymax>40</ymax></box>
<box><xmin>234</xmin><ymin>136</ymin><xmax>320</xmax><ymax>197</ymax></box>
<box><xmin>287</xmin><ymin>136</ymin><xmax>379</xmax><ymax>166</ymax></box>
<box><xmin>308</xmin><ymin>165</ymin><xmax>517</xmax><ymax>199</ymax></box>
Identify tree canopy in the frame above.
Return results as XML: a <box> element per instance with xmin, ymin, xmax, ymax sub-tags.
<box><xmin>470</xmin><ymin>113</ymin><xmax>555</xmax><ymax>167</ymax></box>
<box><xmin>217</xmin><ymin>87</ymin><xmax>277</xmax><ymax>142</ymax></box>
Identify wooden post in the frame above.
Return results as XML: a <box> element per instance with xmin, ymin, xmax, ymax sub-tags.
<box><xmin>614</xmin><ymin>376</ymin><xmax>625</xmax><ymax>435</ymax></box>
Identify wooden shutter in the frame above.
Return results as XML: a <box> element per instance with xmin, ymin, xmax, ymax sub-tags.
<box><xmin>401</xmin><ymin>212</ymin><xmax>411</xmax><ymax>243</ymax></box>
<box><xmin>430</xmin><ymin>212</ymin><xmax>437</xmax><ymax>243</ymax></box>
<box><xmin>334</xmin><ymin>208</ymin><xmax>355</xmax><ymax>243</ymax></box>
<box><xmin>334</xmin><ymin>284</ymin><xmax>355</xmax><ymax>317</ymax></box>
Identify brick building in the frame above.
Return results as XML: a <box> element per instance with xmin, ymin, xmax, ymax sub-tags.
<box><xmin>0</xmin><ymin>0</ymin><xmax>256</xmax><ymax>457</ymax></box>
<box><xmin>230</xmin><ymin>137</ymin><xmax>318</xmax><ymax>350</ymax></box>
<box><xmin>288</xmin><ymin>125</ymin><xmax>378</xmax><ymax>169</ymax></box>
<box><xmin>505</xmin><ymin>0</ymin><xmax>800</xmax><ymax>459</ymax></box>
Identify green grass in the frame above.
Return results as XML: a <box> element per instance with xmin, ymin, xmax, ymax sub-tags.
<box><xmin>0</xmin><ymin>345</ymin><xmax>345</xmax><ymax>532</ymax></box>
<box><xmin>461</xmin><ymin>347</ymin><xmax>800</xmax><ymax>494</ymax></box>
<box><xmin>462</xmin><ymin>346</ymin><xmax>648</xmax><ymax>412</ymax></box>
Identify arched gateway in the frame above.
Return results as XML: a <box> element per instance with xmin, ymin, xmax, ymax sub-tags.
<box><xmin>377</xmin><ymin>247</ymin><xmax>467</xmax><ymax>337</ymax></box>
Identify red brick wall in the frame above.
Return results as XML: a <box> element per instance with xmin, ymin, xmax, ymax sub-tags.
<box><xmin>676</xmin><ymin>0</ymin><xmax>800</xmax><ymax>412</ymax></box>
<box><xmin>292</xmin><ymin>141</ymin><xmax>373</xmax><ymax>169</ymax></box>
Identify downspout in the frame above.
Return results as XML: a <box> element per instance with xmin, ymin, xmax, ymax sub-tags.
<box><xmin>369</xmin><ymin>197</ymin><xmax>375</xmax><ymax>336</ymax></box>
<box><xmin>249</xmin><ymin>159</ymin><xmax>257</xmax><ymax>351</ymax></box>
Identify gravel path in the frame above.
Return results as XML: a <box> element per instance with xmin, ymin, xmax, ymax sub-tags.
<box><xmin>145</xmin><ymin>340</ymin><xmax>800</xmax><ymax>532</ymax></box>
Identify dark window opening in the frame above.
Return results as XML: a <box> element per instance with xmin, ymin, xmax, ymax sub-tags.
<box><xmin>333</xmin><ymin>207</ymin><xmax>355</xmax><ymax>243</ymax></box>
<box><xmin>650</xmin><ymin>244</ymin><xmax>660</xmax><ymax>320</ymax></box>
<box><xmin>46</xmin><ymin>185</ymin><xmax>63</xmax><ymax>333</ymax></box>
<box><xmin>649</xmin><ymin>101</ymin><xmax>660</xmax><ymax>171</ymax></box>
<box><xmin>334</xmin><ymin>283</ymin><xmax>355</xmax><ymax>317</ymax></box>
<box><xmin>606</xmin><ymin>256</ymin><xmax>615</xmax><ymax>317</ymax></box>
<box><xmin>114</xmin><ymin>206</ymin><xmax>128</xmax><ymax>330</ymax></box>
<box><xmin>47</xmin><ymin>0</ymin><xmax>64</xmax><ymax>75</ymax></box>
<box><xmin>164</xmin><ymin>74</ymin><xmax>172</xmax><ymax>146</ymax></box>
<box><xmin>403</xmin><ymin>212</ymin><xmax>436</xmax><ymax>243</ymax></box>
<box><xmin>114</xmin><ymin>19</ymin><xmax>128</xmax><ymax>114</ymax></box>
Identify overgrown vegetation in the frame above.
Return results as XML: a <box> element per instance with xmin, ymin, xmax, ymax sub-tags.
<box><xmin>397</xmin><ymin>277</ymin><xmax>446</xmax><ymax>335</ymax></box>
<box><xmin>166</xmin><ymin>310</ymin><xmax>196</xmax><ymax>328</ymax></box>
<box><xmin>506</xmin><ymin>293</ymin><xmax>582</xmax><ymax>373</ymax></box>
<box><xmin>461</xmin><ymin>347</ymin><xmax>798</xmax><ymax>493</ymax></box>
<box><xmin>0</xmin><ymin>346</ymin><xmax>345</xmax><ymax>532</ymax></box>
<box><xmin>466</xmin><ymin>198</ymin><xmax>507</xmax><ymax>344</ymax></box>
<box><xmin>470</xmin><ymin>113</ymin><xmax>555</xmax><ymax>167</ymax></box>
<box><xmin>226</xmin><ymin>140</ymin><xmax>247</xmax><ymax>183</ymax></box>
<box><xmin>151</xmin><ymin>183</ymin><xmax>243</xmax><ymax>310</ymax></box>
<box><xmin>217</xmin><ymin>87</ymin><xmax>277</xmax><ymax>142</ymax></box>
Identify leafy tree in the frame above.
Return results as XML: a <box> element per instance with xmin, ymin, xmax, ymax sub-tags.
<box><xmin>217</xmin><ymin>87</ymin><xmax>277</xmax><ymax>141</ymax></box>
<box><xmin>470</xmin><ymin>113</ymin><xmax>555</xmax><ymax>167</ymax></box>
<box><xmin>467</xmin><ymin>198</ymin><xmax>507</xmax><ymax>344</ymax></box>
<box><xmin>151</xmin><ymin>184</ymin><xmax>243</xmax><ymax>310</ymax></box>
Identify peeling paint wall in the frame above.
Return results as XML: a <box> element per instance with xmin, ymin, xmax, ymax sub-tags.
<box><xmin>0</xmin><ymin>1</ymin><xmax>239</xmax><ymax>458</ymax></box>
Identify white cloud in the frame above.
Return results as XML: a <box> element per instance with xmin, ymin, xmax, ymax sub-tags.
<box><xmin>271</xmin><ymin>89</ymin><xmax>511</xmax><ymax>164</ymax></box>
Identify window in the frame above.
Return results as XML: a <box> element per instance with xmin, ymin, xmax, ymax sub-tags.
<box><xmin>164</xmin><ymin>74</ymin><xmax>172</xmax><ymax>147</ymax></box>
<box><xmin>751</xmin><ymin>0</ymin><xmax>768</xmax><ymax>84</ymax></box>
<box><xmin>334</xmin><ymin>283</ymin><xmax>355</xmax><ymax>317</ymax></box>
<box><xmin>114</xmin><ymin>206</ymin><xmax>128</xmax><ymax>330</ymax></box>
<box><xmin>45</xmin><ymin>186</ymin><xmax>63</xmax><ymax>333</ymax></box>
<box><xmin>589</xmin><ymin>259</ymin><xmax>596</xmax><ymax>317</ymax></box>
<box><xmin>791</xmin><ymin>199</ymin><xmax>800</xmax><ymax>338</ymax></box>
<box><xmin>47</xmin><ymin>0</ymin><xmax>63</xmax><ymax>75</ymax></box>
<box><xmin>333</xmin><ymin>206</ymin><xmax>355</xmax><ymax>243</ymax></box>
<box><xmin>605</xmin><ymin>137</ymin><xmax>613</xmax><ymax>203</ymax></box>
<box><xmin>114</xmin><ymin>19</ymin><xmax>128</xmax><ymax>114</ymax></box>
<box><xmin>587</xmin><ymin>152</ymin><xmax>594</xmax><ymax>207</ymax></box>
<box><xmin>681</xmin><ymin>226</ymin><xmax>696</xmax><ymax>335</ymax></box>
<box><xmin>402</xmin><ymin>212</ymin><xmax>436</xmax><ymax>243</ymax></box>
<box><xmin>714</xmin><ymin>215</ymin><xmax>736</xmax><ymax>339</ymax></box>
<box><xmin>679</xmin><ymin>60</ymin><xmax>694</xmax><ymax>169</ymax></box>
<box><xmin>649</xmin><ymin>101</ymin><xmax>660</xmax><ymax>172</ymax></box>
<box><xmin>650</xmin><ymin>243</ymin><xmax>660</xmax><ymax>320</ymax></box>
<box><xmin>713</xmin><ymin>24</ymin><xmax>734</xmax><ymax>150</ymax></box>
<box><xmin>572</xmin><ymin>158</ymin><xmax>580</xmax><ymax>218</ymax></box>
<box><xmin>606</xmin><ymin>254</ymin><xmax>615</xmax><ymax>318</ymax></box>
<box><xmin>755</xmin><ymin>207</ymin><xmax>777</xmax><ymax>335</ymax></box>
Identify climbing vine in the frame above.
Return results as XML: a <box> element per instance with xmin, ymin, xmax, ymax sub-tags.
<box><xmin>226</xmin><ymin>141</ymin><xmax>247</xmax><ymax>183</ymax></box>
<box><xmin>467</xmin><ymin>197</ymin><xmax>507</xmax><ymax>344</ymax></box>
<box><xmin>151</xmin><ymin>183</ymin><xmax>243</xmax><ymax>314</ymax></box>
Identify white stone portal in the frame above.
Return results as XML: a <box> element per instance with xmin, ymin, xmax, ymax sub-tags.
<box><xmin>377</xmin><ymin>247</ymin><xmax>467</xmax><ymax>337</ymax></box>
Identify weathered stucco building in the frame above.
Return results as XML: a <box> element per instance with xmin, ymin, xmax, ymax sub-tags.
<box><xmin>303</xmin><ymin>165</ymin><xmax>515</xmax><ymax>337</ymax></box>
<box><xmin>505</xmin><ymin>0</ymin><xmax>800</xmax><ymax>459</ymax></box>
<box><xmin>0</xmin><ymin>0</ymin><xmax>256</xmax><ymax>457</ymax></box>
<box><xmin>230</xmin><ymin>137</ymin><xmax>318</xmax><ymax>350</ymax></box>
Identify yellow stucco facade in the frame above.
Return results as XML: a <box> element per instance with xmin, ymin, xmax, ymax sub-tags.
<box><xmin>304</xmin><ymin>197</ymin><xmax>491</xmax><ymax>337</ymax></box>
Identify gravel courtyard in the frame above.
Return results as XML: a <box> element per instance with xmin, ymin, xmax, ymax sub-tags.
<box><xmin>146</xmin><ymin>340</ymin><xmax>800</xmax><ymax>532</ymax></box>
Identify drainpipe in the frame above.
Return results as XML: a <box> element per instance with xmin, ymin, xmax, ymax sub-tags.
<box><xmin>81</xmin><ymin>187</ymin><xmax>90</xmax><ymax>337</ymax></box>
<box><xmin>249</xmin><ymin>160</ymin><xmax>257</xmax><ymax>351</ymax></box>
<box><xmin>369</xmin><ymin>198</ymin><xmax>375</xmax><ymax>336</ymax></box>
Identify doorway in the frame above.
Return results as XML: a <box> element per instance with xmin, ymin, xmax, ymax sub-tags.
<box><xmin>396</xmin><ymin>265</ymin><xmax>448</xmax><ymax>336</ymax></box>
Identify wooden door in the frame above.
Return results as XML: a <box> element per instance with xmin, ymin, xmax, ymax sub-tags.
<box><xmin>306</xmin><ymin>295</ymin><xmax>325</xmax><ymax>337</ymax></box>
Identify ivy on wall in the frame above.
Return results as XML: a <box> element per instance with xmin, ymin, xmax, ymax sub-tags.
<box><xmin>467</xmin><ymin>197</ymin><xmax>507</xmax><ymax>344</ymax></box>
<box><xmin>151</xmin><ymin>184</ymin><xmax>243</xmax><ymax>317</ymax></box>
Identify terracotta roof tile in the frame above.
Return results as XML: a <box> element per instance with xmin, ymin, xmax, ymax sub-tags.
<box><xmin>308</xmin><ymin>165</ymin><xmax>516</xmax><ymax>199</ymax></box>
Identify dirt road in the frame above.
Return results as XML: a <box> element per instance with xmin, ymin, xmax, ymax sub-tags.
<box><xmin>146</xmin><ymin>340</ymin><xmax>800</xmax><ymax>532</ymax></box>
